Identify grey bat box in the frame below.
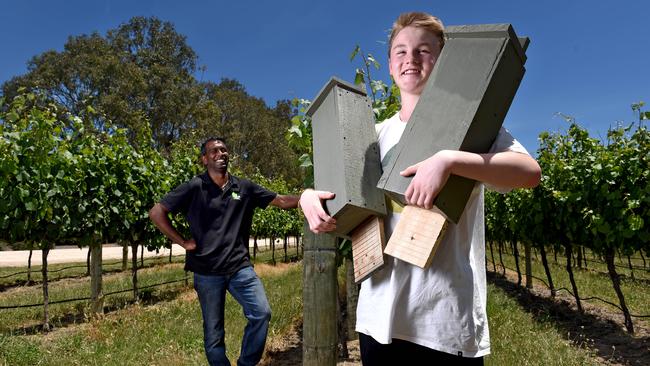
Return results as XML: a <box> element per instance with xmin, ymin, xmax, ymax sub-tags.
<box><xmin>306</xmin><ymin>77</ymin><xmax>387</xmax><ymax>236</ymax></box>
<box><xmin>377</xmin><ymin>24</ymin><xmax>528</xmax><ymax>223</ymax></box>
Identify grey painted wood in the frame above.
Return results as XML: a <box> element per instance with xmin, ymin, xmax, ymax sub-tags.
<box><xmin>308</xmin><ymin>77</ymin><xmax>386</xmax><ymax>235</ymax></box>
<box><xmin>377</xmin><ymin>24</ymin><xmax>528</xmax><ymax>223</ymax></box>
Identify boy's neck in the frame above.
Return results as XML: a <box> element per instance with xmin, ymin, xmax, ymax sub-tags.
<box><xmin>398</xmin><ymin>93</ymin><xmax>420</xmax><ymax>122</ymax></box>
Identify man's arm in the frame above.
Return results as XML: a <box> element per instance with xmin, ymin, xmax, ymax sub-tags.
<box><xmin>148</xmin><ymin>203</ymin><xmax>196</xmax><ymax>251</ymax></box>
<box><xmin>400</xmin><ymin>149</ymin><xmax>541</xmax><ymax>209</ymax></box>
<box><xmin>269</xmin><ymin>194</ymin><xmax>300</xmax><ymax>209</ymax></box>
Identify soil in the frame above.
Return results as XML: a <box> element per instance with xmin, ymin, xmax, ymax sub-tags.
<box><xmin>260</xmin><ymin>320</ymin><xmax>361</xmax><ymax>366</ymax></box>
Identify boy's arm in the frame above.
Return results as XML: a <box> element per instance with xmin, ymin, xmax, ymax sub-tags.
<box><xmin>400</xmin><ymin>149</ymin><xmax>541</xmax><ymax>209</ymax></box>
<box><xmin>148</xmin><ymin>203</ymin><xmax>196</xmax><ymax>251</ymax></box>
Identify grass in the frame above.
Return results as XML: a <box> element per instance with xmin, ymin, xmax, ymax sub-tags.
<box><xmin>0</xmin><ymin>262</ymin><xmax>190</xmax><ymax>333</ymax></box>
<box><xmin>487</xmin><ymin>245</ymin><xmax>650</xmax><ymax>319</ymax></box>
<box><xmin>486</xmin><ymin>282</ymin><xmax>598</xmax><ymax>366</ymax></box>
<box><xmin>0</xmin><ymin>253</ymin><xmax>186</xmax><ymax>288</ymax></box>
<box><xmin>0</xmin><ymin>246</ymin><xmax>295</xmax><ymax>333</ymax></box>
<box><xmin>0</xmin><ymin>260</ymin><xmax>302</xmax><ymax>366</ymax></box>
<box><xmin>0</xmin><ymin>242</ymin><xmax>296</xmax><ymax>288</ymax></box>
<box><xmin>2</xmin><ymin>248</ymin><xmax>642</xmax><ymax>365</ymax></box>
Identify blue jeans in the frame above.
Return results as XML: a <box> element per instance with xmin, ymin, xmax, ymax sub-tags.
<box><xmin>193</xmin><ymin>266</ymin><xmax>271</xmax><ymax>366</ymax></box>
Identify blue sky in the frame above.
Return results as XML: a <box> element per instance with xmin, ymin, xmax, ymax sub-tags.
<box><xmin>1</xmin><ymin>0</ymin><xmax>648</xmax><ymax>153</ymax></box>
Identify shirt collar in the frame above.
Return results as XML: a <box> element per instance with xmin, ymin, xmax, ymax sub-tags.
<box><xmin>200</xmin><ymin>171</ymin><xmax>240</xmax><ymax>193</ymax></box>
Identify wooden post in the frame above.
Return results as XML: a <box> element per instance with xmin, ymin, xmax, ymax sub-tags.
<box><xmin>90</xmin><ymin>243</ymin><xmax>103</xmax><ymax>314</ymax></box>
<box><xmin>302</xmin><ymin>223</ymin><xmax>338</xmax><ymax>366</ymax></box>
<box><xmin>121</xmin><ymin>240</ymin><xmax>128</xmax><ymax>270</ymax></box>
<box><xmin>41</xmin><ymin>245</ymin><xmax>51</xmax><ymax>332</ymax></box>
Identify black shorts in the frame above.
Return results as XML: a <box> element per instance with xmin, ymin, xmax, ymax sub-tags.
<box><xmin>359</xmin><ymin>333</ymin><xmax>484</xmax><ymax>366</ymax></box>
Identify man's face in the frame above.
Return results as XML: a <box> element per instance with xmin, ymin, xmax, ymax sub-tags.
<box><xmin>389</xmin><ymin>26</ymin><xmax>442</xmax><ymax>97</ymax></box>
<box><xmin>201</xmin><ymin>140</ymin><xmax>229</xmax><ymax>173</ymax></box>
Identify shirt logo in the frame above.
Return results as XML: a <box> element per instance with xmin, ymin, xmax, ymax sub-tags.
<box><xmin>231</xmin><ymin>192</ymin><xmax>241</xmax><ymax>200</ymax></box>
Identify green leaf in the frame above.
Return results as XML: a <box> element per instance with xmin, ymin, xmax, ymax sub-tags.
<box><xmin>349</xmin><ymin>45</ymin><xmax>360</xmax><ymax>61</ymax></box>
<box><xmin>628</xmin><ymin>215</ymin><xmax>644</xmax><ymax>231</ymax></box>
<box><xmin>367</xmin><ymin>54</ymin><xmax>380</xmax><ymax>69</ymax></box>
<box><xmin>288</xmin><ymin>125</ymin><xmax>302</xmax><ymax>138</ymax></box>
<box><xmin>298</xmin><ymin>154</ymin><xmax>312</xmax><ymax>168</ymax></box>
<box><xmin>354</xmin><ymin>69</ymin><xmax>365</xmax><ymax>85</ymax></box>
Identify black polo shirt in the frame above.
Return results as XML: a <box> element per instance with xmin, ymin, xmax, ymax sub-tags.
<box><xmin>160</xmin><ymin>172</ymin><xmax>277</xmax><ymax>275</ymax></box>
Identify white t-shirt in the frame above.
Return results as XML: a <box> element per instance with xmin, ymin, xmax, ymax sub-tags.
<box><xmin>355</xmin><ymin>112</ymin><xmax>529</xmax><ymax>357</ymax></box>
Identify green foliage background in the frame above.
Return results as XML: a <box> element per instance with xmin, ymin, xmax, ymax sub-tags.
<box><xmin>0</xmin><ymin>91</ymin><xmax>303</xmax><ymax>252</ymax></box>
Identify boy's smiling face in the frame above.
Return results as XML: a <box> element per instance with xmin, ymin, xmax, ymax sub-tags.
<box><xmin>389</xmin><ymin>26</ymin><xmax>442</xmax><ymax>97</ymax></box>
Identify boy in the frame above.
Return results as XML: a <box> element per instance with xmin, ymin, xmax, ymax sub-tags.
<box><xmin>300</xmin><ymin>12</ymin><xmax>541</xmax><ymax>365</ymax></box>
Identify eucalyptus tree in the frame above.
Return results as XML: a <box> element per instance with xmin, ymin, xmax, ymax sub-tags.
<box><xmin>2</xmin><ymin>16</ymin><xmax>204</xmax><ymax>151</ymax></box>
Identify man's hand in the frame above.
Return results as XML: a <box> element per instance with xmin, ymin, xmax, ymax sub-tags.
<box><xmin>182</xmin><ymin>239</ymin><xmax>197</xmax><ymax>251</ymax></box>
<box><xmin>300</xmin><ymin>189</ymin><xmax>337</xmax><ymax>233</ymax></box>
<box><xmin>400</xmin><ymin>150</ymin><xmax>454</xmax><ymax>209</ymax></box>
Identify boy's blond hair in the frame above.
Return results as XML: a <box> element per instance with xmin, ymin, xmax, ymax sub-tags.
<box><xmin>388</xmin><ymin>12</ymin><xmax>445</xmax><ymax>56</ymax></box>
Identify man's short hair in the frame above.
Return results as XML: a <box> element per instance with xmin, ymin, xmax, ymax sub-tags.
<box><xmin>200</xmin><ymin>137</ymin><xmax>227</xmax><ymax>156</ymax></box>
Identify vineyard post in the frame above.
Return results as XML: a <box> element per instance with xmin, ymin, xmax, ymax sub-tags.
<box><xmin>90</xmin><ymin>242</ymin><xmax>104</xmax><ymax>314</ymax></box>
<box><xmin>41</xmin><ymin>244</ymin><xmax>51</xmax><ymax>331</ymax></box>
<box><xmin>27</xmin><ymin>247</ymin><xmax>33</xmax><ymax>284</ymax></box>
<box><xmin>302</xmin><ymin>223</ymin><xmax>338</xmax><ymax>365</ymax></box>
<box><xmin>131</xmin><ymin>242</ymin><xmax>140</xmax><ymax>301</ymax></box>
<box><xmin>121</xmin><ymin>240</ymin><xmax>128</xmax><ymax>270</ymax></box>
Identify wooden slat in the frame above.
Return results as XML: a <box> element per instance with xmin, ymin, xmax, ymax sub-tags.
<box><xmin>350</xmin><ymin>216</ymin><xmax>386</xmax><ymax>283</ymax></box>
<box><xmin>384</xmin><ymin>206</ymin><xmax>448</xmax><ymax>268</ymax></box>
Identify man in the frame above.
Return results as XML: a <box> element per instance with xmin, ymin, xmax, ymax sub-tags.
<box><xmin>300</xmin><ymin>12</ymin><xmax>541</xmax><ymax>365</ymax></box>
<box><xmin>149</xmin><ymin>137</ymin><xmax>305</xmax><ymax>366</ymax></box>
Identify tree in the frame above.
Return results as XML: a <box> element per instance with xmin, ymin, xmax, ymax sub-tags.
<box><xmin>201</xmin><ymin>79</ymin><xmax>302</xmax><ymax>186</ymax></box>
<box><xmin>2</xmin><ymin>16</ymin><xmax>204</xmax><ymax>151</ymax></box>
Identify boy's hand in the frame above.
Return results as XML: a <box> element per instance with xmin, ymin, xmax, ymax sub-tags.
<box><xmin>400</xmin><ymin>150</ymin><xmax>454</xmax><ymax>209</ymax></box>
<box><xmin>182</xmin><ymin>239</ymin><xmax>197</xmax><ymax>251</ymax></box>
<box><xmin>300</xmin><ymin>189</ymin><xmax>337</xmax><ymax>233</ymax></box>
